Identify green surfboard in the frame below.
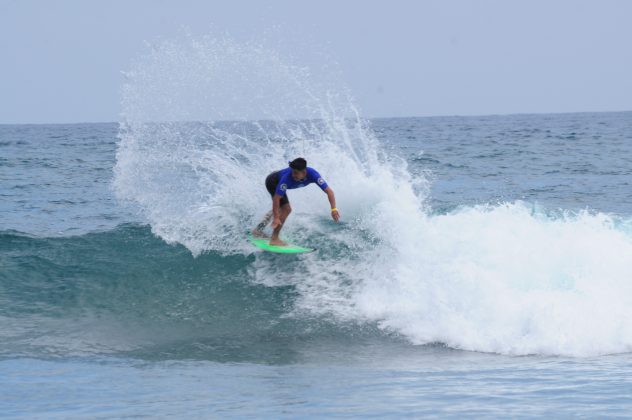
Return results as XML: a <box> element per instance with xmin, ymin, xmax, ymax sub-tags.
<box><xmin>249</xmin><ymin>235</ymin><xmax>316</xmax><ymax>254</ymax></box>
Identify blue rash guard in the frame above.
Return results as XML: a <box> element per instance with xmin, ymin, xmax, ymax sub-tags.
<box><xmin>274</xmin><ymin>167</ymin><xmax>329</xmax><ymax>196</ymax></box>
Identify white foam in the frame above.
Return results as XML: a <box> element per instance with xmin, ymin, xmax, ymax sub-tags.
<box><xmin>115</xmin><ymin>34</ymin><xmax>632</xmax><ymax>356</ymax></box>
<box><xmin>351</xmin><ymin>203</ymin><xmax>632</xmax><ymax>356</ymax></box>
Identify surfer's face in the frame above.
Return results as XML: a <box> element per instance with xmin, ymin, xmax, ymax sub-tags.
<box><xmin>291</xmin><ymin>169</ymin><xmax>307</xmax><ymax>181</ymax></box>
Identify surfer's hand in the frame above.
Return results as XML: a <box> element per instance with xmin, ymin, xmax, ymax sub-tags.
<box><xmin>331</xmin><ymin>209</ymin><xmax>340</xmax><ymax>222</ymax></box>
<box><xmin>272</xmin><ymin>218</ymin><xmax>282</xmax><ymax>229</ymax></box>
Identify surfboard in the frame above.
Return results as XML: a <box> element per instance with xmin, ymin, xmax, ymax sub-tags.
<box><xmin>249</xmin><ymin>235</ymin><xmax>315</xmax><ymax>254</ymax></box>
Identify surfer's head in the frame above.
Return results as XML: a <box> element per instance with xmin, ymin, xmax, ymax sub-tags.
<box><xmin>289</xmin><ymin>157</ymin><xmax>307</xmax><ymax>180</ymax></box>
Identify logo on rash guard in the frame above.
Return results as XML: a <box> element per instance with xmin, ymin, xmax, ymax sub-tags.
<box><xmin>317</xmin><ymin>178</ymin><xmax>324</xmax><ymax>185</ymax></box>
<box><xmin>280</xmin><ymin>183</ymin><xmax>287</xmax><ymax>191</ymax></box>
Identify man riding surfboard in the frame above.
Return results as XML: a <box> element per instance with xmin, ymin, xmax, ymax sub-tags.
<box><xmin>252</xmin><ymin>157</ymin><xmax>340</xmax><ymax>246</ymax></box>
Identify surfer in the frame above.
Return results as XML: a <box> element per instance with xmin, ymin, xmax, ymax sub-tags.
<box><xmin>252</xmin><ymin>157</ymin><xmax>340</xmax><ymax>246</ymax></box>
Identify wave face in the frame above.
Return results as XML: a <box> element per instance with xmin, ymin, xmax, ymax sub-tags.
<box><xmin>0</xmin><ymin>225</ymin><xmax>391</xmax><ymax>362</ymax></box>
<box><xmin>111</xmin><ymin>36</ymin><xmax>632</xmax><ymax>357</ymax></box>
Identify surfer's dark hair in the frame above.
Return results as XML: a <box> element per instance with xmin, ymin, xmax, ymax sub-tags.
<box><xmin>289</xmin><ymin>157</ymin><xmax>307</xmax><ymax>170</ymax></box>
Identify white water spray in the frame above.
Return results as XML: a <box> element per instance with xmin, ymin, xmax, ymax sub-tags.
<box><xmin>115</xmin><ymin>34</ymin><xmax>632</xmax><ymax>357</ymax></box>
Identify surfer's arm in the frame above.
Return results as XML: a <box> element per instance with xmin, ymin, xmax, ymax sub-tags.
<box><xmin>324</xmin><ymin>187</ymin><xmax>340</xmax><ymax>222</ymax></box>
<box><xmin>272</xmin><ymin>194</ymin><xmax>283</xmax><ymax>228</ymax></box>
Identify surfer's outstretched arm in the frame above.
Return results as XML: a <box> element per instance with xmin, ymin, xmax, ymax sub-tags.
<box><xmin>324</xmin><ymin>187</ymin><xmax>340</xmax><ymax>222</ymax></box>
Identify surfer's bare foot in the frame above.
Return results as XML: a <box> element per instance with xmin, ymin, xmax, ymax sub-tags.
<box><xmin>251</xmin><ymin>229</ymin><xmax>268</xmax><ymax>238</ymax></box>
<box><xmin>269</xmin><ymin>238</ymin><xmax>287</xmax><ymax>246</ymax></box>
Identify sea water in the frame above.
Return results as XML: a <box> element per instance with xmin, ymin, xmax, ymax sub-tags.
<box><xmin>2</xmin><ymin>36</ymin><xmax>632</xmax><ymax>417</ymax></box>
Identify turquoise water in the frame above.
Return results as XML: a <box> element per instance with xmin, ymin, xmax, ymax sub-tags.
<box><xmin>2</xmin><ymin>112</ymin><xmax>632</xmax><ymax>417</ymax></box>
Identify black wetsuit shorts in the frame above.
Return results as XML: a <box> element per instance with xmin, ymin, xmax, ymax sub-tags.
<box><xmin>265</xmin><ymin>171</ymin><xmax>290</xmax><ymax>206</ymax></box>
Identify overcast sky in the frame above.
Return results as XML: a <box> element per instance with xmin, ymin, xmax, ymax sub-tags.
<box><xmin>1</xmin><ymin>0</ymin><xmax>631</xmax><ymax>123</ymax></box>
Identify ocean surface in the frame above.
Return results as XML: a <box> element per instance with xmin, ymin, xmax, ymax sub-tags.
<box><xmin>2</xmin><ymin>37</ymin><xmax>632</xmax><ymax>417</ymax></box>
<box><xmin>2</xmin><ymin>111</ymin><xmax>632</xmax><ymax>418</ymax></box>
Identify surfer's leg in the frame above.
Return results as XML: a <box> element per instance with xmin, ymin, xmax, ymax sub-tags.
<box><xmin>280</xmin><ymin>203</ymin><xmax>292</xmax><ymax>223</ymax></box>
<box><xmin>252</xmin><ymin>210</ymin><xmax>272</xmax><ymax>237</ymax></box>
<box><xmin>270</xmin><ymin>203</ymin><xmax>291</xmax><ymax>246</ymax></box>
<box><xmin>254</xmin><ymin>172</ymin><xmax>281</xmax><ymax>237</ymax></box>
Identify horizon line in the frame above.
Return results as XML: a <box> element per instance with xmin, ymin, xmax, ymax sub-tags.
<box><xmin>1</xmin><ymin>109</ymin><xmax>630</xmax><ymax>126</ymax></box>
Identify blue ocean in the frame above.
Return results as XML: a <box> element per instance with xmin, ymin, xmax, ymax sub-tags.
<box><xmin>2</xmin><ymin>37</ymin><xmax>632</xmax><ymax>417</ymax></box>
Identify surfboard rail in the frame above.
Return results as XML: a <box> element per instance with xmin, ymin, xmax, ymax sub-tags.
<box><xmin>248</xmin><ymin>235</ymin><xmax>316</xmax><ymax>254</ymax></box>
